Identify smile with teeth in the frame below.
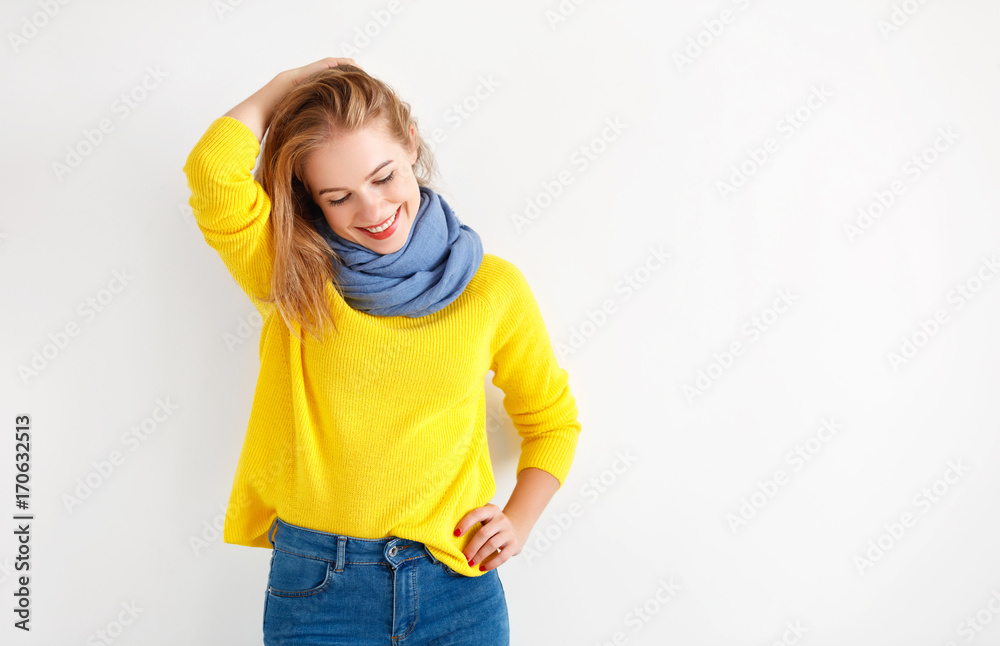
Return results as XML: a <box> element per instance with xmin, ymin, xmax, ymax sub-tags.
<box><xmin>360</xmin><ymin>207</ymin><xmax>398</xmax><ymax>233</ymax></box>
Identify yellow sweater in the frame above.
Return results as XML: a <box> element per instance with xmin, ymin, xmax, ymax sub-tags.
<box><xmin>182</xmin><ymin>116</ymin><xmax>582</xmax><ymax>577</ymax></box>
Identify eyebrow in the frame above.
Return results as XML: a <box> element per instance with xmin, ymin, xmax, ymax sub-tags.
<box><xmin>317</xmin><ymin>160</ymin><xmax>393</xmax><ymax>196</ymax></box>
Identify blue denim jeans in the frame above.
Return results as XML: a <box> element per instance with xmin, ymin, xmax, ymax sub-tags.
<box><xmin>262</xmin><ymin>517</ymin><xmax>510</xmax><ymax>645</ymax></box>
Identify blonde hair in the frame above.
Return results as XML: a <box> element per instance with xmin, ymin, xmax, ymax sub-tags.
<box><xmin>254</xmin><ymin>64</ymin><xmax>439</xmax><ymax>343</ymax></box>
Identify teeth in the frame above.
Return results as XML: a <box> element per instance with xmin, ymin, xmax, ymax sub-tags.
<box><xmin>363</xmin><ymin>209</ymin><xmax>397</xmax><ymax>233</ymax></box>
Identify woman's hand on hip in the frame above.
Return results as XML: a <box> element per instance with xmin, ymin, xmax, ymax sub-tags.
<box><xmin>454</xmin><ymin>503</ymin><xmax>527</xmax><ymax>572</ymax></box>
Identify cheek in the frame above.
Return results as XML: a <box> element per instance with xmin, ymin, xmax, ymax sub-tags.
<box><xmin>393</xmin><ymin>182</ymin><xmax>413</xmax><ymax>202</ymax></box>
<box><xmin>326</xmin><ymin>211</ymin><xmax>351</xmax><ymax>231</ymax></box>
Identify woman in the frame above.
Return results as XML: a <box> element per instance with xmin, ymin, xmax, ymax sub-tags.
<box><xmin>182</xmin><ymin>57</ymin><xmax>583</xmax><ymax>644</ymax></box>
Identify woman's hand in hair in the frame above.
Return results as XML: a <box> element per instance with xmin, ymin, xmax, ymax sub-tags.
<box><xmin>281</xmin><ymin>57</ymin><xmax>360</xmax><ymax>87</ymax></box>
<box><xmin>224</xmin><ymin>57</ymin><xmax>359</xmax><ymax>143</ymax></box>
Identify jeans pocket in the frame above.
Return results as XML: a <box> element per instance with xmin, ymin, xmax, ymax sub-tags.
<box><xmin>267</xmin><ymin>548</ymin><xmax>333</xmax><ymax>598</ymax></box>
<box><xmin>435</xmin><ymin>558</ymin><xmax>467</xmax><ymax>577</ymax></box>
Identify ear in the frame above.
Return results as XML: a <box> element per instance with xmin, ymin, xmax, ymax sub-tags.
<box><xmin>407</xmin><ymin>124</ymin><xmax>419</xmax><ymax>165</ymax></box>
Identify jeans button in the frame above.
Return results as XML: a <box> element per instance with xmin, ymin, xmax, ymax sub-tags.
<box><xmin>388</xmin><ymin>546</ymin><xmax>397</xmax><ymax>557</ymax></box>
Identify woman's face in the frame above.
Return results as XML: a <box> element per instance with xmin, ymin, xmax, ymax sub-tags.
<box><xmin>303</xmin><ymin>121</ymin><xmax>421</xmax><ymax>255</ymax></box>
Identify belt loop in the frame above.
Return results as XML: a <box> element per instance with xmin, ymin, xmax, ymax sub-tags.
<box><xmin>267</xmin><ymin>517</ymin><xmax>279</xmax><ymax>547</ymax></box>
<box><xmin>336</xmin><ymin>536</ymin><xmax>347</xmax><ymax>572</ymax></box>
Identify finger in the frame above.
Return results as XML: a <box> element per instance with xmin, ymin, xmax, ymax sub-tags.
<box><xmin>323</xmin><ymin>57</ymin><xmax>357</xmax><ymax>68</ymax></box>
<box><xmin>460</xmin><ymin>526</ymin><xmax>489</xmax><ymax>564</ymax></box>
<box><xmin>454</xmin><ymin>507</ymin><xmax>490</xmax><ymax>538</ymax></box>
<box><xmin>468</xmin><ymin>535</ymin><xmax>505</xmax><ymax>567</ymax></box>
<box><xmin>289</xmin><ymin>58</ymin><xmax>359</xmax><ymax>86</ymax></box>
<box><xmin>476</xmin><ymin>549</ymin><xmax>507</xmax><ymax>572</ymax></box>
<box><xmin>305</xmin><ymin>57</ymin><xmax>350</xmax><ymax>72</ymax></box>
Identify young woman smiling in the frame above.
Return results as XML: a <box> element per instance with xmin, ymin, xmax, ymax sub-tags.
<box><xmin>183</xmin><ymin>57</ymin><xmax>582</xmax><ymax>644</ymax></box>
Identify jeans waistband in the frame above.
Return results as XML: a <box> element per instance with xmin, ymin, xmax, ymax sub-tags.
<box><xmin>267</xmin><ymin>516</ymin><xmax>442</xmax><ymax>571</ymax></box>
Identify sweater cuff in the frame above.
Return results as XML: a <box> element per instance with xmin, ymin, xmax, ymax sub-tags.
<box><xmin>515</xmin><ymin>417</ymin><xmax>581</xmax><ymax>487</ymax></box>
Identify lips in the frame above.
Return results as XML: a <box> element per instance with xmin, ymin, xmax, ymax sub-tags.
<box><xmin>357</xmin><ymin>206</ymin><xmax>399</xmax><ymax>231</ymax></box>
<box><xmin>355</xmin><ymin>205</ymin><xmax>402</xmax><ymax>240</ymax></box>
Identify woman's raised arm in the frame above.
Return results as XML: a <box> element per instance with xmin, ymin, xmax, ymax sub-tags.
<box><xmin>182</xmin><ymin>57</ymin><xmax>358</xmax><ymax>318</ymax></box>
<box><xmin>224</xmin><ymin>57</ymin><xmax>358</xmax><ymax>142</ymax></box>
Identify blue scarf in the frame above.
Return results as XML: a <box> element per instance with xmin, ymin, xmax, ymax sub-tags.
<box><xmin>311</xmin><ymin>185</ymin><xmax>484</xmax><ymax>317</ymax></box>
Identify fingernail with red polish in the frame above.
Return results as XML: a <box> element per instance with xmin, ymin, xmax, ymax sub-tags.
<box><xmin>468</xmin><ymin>559</ymin><xmax>474</xmax><ymax>567</ymax></box>
<box><xmin>454</xmin><ymin>528</ymin><xmax>461</xmax><ymax>536</ymax></box>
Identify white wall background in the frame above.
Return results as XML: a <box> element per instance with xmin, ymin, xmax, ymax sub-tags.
<box><xmin>2</xmin><ymin>0</ymin><xmax>1000</xmax><ymax>643</ymax></box>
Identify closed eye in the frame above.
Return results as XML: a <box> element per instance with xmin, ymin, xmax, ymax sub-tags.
<box><xmin>328</xmin><ymin>171</ymin><xmax>395</xmax><ymax>206</ymax></box>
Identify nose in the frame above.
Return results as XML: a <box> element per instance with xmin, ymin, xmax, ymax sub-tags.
<box><xmin>356</xmin><ymin>191</ymin><xmax>385</xmax><ymax>226</ymax></box>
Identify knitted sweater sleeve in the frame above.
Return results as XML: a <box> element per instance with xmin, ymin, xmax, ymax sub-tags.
<box><xmin>489</xmin><ymin>262</ymin><xmax>582</xmax><ymax>488</ymax></box>
<box><xmin>182</xmin><ymin>116</ymin><xmax>275</xmax><ymax>318</ymax></box>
